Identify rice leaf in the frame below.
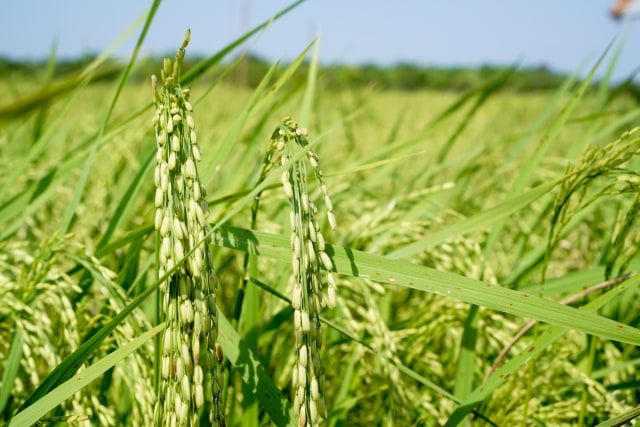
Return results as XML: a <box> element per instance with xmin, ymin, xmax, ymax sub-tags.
<box><xmin>211</xmin><ymin>225</ymin><xmax>640</xmax><ymax>346</ymax></box>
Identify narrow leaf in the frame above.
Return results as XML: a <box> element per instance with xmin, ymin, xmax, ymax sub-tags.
<box><xmin>211</xmin><ymin>226</ymin><xmax>640</xmax><ymax>346</ymax></box>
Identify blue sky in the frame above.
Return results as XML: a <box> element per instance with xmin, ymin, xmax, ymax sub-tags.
<box><xmin>2</xmin><ymin>1</ymin><xmax>640</xmax><ymax>82</ymax></box>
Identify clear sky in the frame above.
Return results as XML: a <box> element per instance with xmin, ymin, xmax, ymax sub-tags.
<box><xmin>2</xmin><ymin>1</ymin><xmax>640</xmax><ymax>83</ymax></box>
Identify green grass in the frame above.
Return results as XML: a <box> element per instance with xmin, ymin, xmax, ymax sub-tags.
<box><xmin>1</xmin><ymin>2</ymin><xmax>640</xmax><ymax>426</ymax></box>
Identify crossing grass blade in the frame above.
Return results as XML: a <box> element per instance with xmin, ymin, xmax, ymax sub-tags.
<box><xmin>211</xmin><ymin>225</ymin><xmax>640</xmax><ymax>346</ymax></box>
<box><xmin>217</xmin><ymin>310</ymin><xmax>296</xmax><ymax>427</ymax></box>
<box><xmin>180</xmin><ymin>0</ymin><xmax>306</xmax><ymax>86</ymax></box>
<box><xmin>202</xmin><ymin>40</ymin><xmax>316</xmax><ymax>186</ymax></box>
<box><xmin>57</xmin><ymin>4</ymin><xmax>156</xmax><ymax>235</ymax></box>
<box><xmin>7</xmin><ymin>324</ymin><xmax>165</xmax><ymax>427</ymax></box>
<box><xmin>444</xmin><ymin>273</ymin><xmax>640</xmax><ymax>426</ymax></box>
<box><xmin>13</xmin><ymin>254</ymin><xmax>158</xmax><ymax>415</ymax></box>
<box><xmin>595</xmin><ymin>406</ymin><xmax>640</xmax><ymax>427</ymax></box>
<box><xmin>0</xmin><ymin>332</ymin><xmax>23</xmax><ymax>419</ymax></box>
<box><xmin>387</xmin><ymin>178</ymin><xmax>562</xmax><ymax>258</ymax></box>
<box><xmin>96</xmin><ymin>148</ymin><xmax>155</xmax><ymax>250</ymax></box>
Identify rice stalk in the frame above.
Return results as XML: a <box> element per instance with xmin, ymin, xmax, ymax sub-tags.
<box><xmin>547</xmin><ymin>127</ymin><xmax>640</xmax><ymax>284</ymax></box>
<box><xmin>515</xmin><ymin>126</ymin><xmax>640</xmax><ymax>425</ymax></box>
<box><xmin>151</xmin><ymin>30</ymin><xmax>223</xmax><ymax>427</ymax></box>
<box><xmin>256</xmin><ymin>117</ymin><xmax>336</xmax><ymax>426</ymax></box>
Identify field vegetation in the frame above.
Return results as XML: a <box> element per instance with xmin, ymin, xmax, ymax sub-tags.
<box><xmin>1</xmin><ymin>2</ymin><xmax>639</xmax><ymax>426</ymax></box>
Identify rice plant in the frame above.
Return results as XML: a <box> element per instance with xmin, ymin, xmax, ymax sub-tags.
<box><xmin>253</xmin><ymin>117</ymin><xmax>336</xmax><ymax>426</ymax></box>
<box><xmin>0</xmin><ymin>2</ymin><xmax>639</xmax><ymax>426</ymax></box>
<box><xmin>151</xmin><ymin>30</ymin><xmax>223</xmax><ymax>427</ymax></box>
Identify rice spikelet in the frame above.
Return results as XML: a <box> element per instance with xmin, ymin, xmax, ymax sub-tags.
<box><xmin>258</xmin><ymin>117</ymin><xmax>336</xmax><ymax>426</ymax></box>
<box><xmin>151</xmin><ymin>29</ymin><xmax>224</xmax><ymax>427</ymax></box>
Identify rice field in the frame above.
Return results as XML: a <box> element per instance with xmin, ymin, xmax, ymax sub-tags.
<box><xmin>1</xmin><ymin>6</ymin><xmax>640</xmax><ymax>427</ymax></box>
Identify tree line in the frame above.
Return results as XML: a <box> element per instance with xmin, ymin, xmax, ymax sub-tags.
<box><xmin>0</xmin><ymin>54</ymin><xmax>638</xmax><ymax>95</ymax></box>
